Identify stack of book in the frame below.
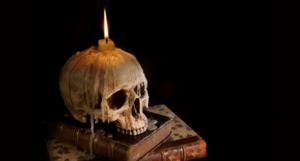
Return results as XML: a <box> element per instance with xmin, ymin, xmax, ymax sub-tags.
<box><xmin>43</xmin><ymin>104</ymin><xmax>207</xmax><ymax>161</ymax></box>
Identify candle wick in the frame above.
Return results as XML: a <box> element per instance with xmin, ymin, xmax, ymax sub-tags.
<box><xmin>105</xmin><ymin>38</ymin><xmax>108</xmax><ymax>43</ymax></box>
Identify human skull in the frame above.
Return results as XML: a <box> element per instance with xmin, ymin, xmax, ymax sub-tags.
<box><xmin>58</xmin><ymin>39</ymin><xmax>149</xmax><ymax>135</ymax></box>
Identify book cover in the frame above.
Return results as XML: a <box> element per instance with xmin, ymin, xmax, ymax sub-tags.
<box><xmin>142</xmin><ymin>104</ymin><xmax>207</xmax><ymax>161</ymax></box>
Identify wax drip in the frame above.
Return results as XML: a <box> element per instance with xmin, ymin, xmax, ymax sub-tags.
<box><xmin>101</xmin><ymin>99</ymin><xmax>107</xmax><ymax>122</ymax></box>
<box><xmin>109</xmin><ymin>54</ymin><xmax>115</xmax><ymax>123</ymax></box>
<box><xmin>90</xmin><ymin>53</ymin><xmax>97</xmax><ymax>117</ymax></box>
<box><xmin>114</xmin><ymin>54</ymin><xmax>132</xmax><ymax>87</ymax></box>
<box><xmin>94</xmin><ymin>52</ymin><xmax>102</xmax><ymax>124</ymax></box>
<box><xmin>89</xmin><ymin>110</ymin><xmax>95</xmax><ymax>156</ymax></box>
<box><xmin>94</xmin><ymin>110</ymin><xmax>99</xmax><ymax>124</ymax></box>
<box><xmin>137</xmin><ymin>83</ymin><xmax>141</xmax><ymax>97</ymax></box>
<box><xmin>111</xmin><ymin>55</ymin><xmax>115</xmax><ymax>97</ymax></box>
<box><xmin>90</xmin><ymin>110</ymin><xmax>95</xmax><ymax>134</ymax></box>
<box><xmin>145</xmin><ymin>81</ymin><xmax>149</xmax><ymax>107</ymax></box>
<box><xmin>101</xmin><ymin>53</ymin><xmax>110</xmax><ymax>123</ymax></box>
<box><xmin>69</xmin><ymin>51</ymin><xmax>89</xmax><ymax>112</ymax></box>
<box><xmin>85</xmin><ymin>54</ymin><xmax>92</xmax><ymax>110</ymax></box>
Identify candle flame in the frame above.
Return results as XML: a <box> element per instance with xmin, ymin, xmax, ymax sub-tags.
<box><xmin>104</xmin><ymin>9</ymin><xmax>108</xmax><ymax>39</ymax></box>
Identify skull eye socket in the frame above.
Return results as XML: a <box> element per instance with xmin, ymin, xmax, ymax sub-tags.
<box><xmin>107</xmin><ymin>90</ymin><xmax>127</xmax><ymax>110</ymax></box>
<box><xmin>131</xmin><ymin>98</ymin><xmax>140</xmax><ymax>118</ymax></box>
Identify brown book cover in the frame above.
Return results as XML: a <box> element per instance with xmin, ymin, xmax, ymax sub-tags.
<box><xmin>44</xmin><ymin>105</ymin><xmax>207</xmax><ymax>161</ymax></box>
<box><xmin>141</xmin><ymin>105</ymin><xmax>207</xmax><ymax>161</ymax></box>
<box><xmin>141</xmin><ymin>135</ymin><xmax>206</xmax><ymax>161</ymax></box>
<box><xmin>42</xmin><ymin>110</ymin><xmax>172</xmax><ymax>161</ymax></box>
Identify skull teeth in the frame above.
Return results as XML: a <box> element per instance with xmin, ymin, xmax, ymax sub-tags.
<box><xmin>137</xmin><ymin>129</ymin><xmax>141</xmax><ymax>135</ymax></box>
<box><xmin>117</xmin><ymin>124</ymin><xmax>148</xmax><ymax>135</ymax></box>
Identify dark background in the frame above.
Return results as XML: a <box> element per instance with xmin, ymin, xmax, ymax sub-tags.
<box><xmin>34</xmin><ymin>0</ymin><xmax>274</xmax><ymax>160</ymax></box>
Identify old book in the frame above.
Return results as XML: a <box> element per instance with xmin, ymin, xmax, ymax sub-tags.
<box><xmin>141</xmin><ymin>104</ymin><xmax>207</xmax><ymax>161</ymax></box>
<box><xmin>44</xmin><ymin>105</ymin><xmax>207</xmax><ymax>161</ymax></box>
<box><xmin>42</xmin><ymin>110</ymin><xmax>172</xmax><ymax>161</ymax></box>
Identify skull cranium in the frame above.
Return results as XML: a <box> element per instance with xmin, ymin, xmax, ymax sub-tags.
<box><xmin>58</xmin><ymin>39</ymin><xmax>149</xmax><ymax>135</ymax></box>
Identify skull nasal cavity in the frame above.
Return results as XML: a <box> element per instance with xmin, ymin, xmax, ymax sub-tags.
<box><xmin>107</xmin><ymin>90</ymin><xmax>127</xmax><ymax>110</ymax></box>
<box><xmin>131</xmin><ymin>98</ymin><xmax>140</xmax><ymax>118</ymax></box>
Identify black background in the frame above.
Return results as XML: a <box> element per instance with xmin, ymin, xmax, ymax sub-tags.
<box><xmin>34</xmin><ymin>0</ymin><xmax>274</xmax><ymax>160</ymax></box>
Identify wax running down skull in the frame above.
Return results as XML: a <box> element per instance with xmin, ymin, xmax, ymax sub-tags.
<box><xmin>58</xmin><ymin>39</ymin><xmax>149</xmax><ymax>135</ymax></box>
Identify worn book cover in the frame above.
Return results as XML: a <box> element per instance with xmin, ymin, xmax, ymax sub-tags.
<box><xmin>44</xmin><ymin>105</ymin><xmax>207</xmax><ymax>161</ymax></box>
<box><xmin>141</xmin><ymin>104</ymin><xmax>207</xmax><ymax>161</ymax></box>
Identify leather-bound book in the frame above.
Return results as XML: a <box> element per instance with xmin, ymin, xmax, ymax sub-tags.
<box><xmin>43</xmin><ymin>105</ymin><xmax>207</xmax><ymax>161</ymax></box>
<box><xmin>141</xmin><ymin>104</ymin><xmax>207</xmax><ymax>161</ymax></box>
<box><xmin>42</xmin><ymin>109</ymin><xmax>172</xmax><ymax>161</ymax></box>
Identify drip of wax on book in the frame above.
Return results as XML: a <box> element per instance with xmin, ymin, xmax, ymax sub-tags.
<box><xmin>147</xmin><ymin>118</ymin><xmax>158</xmax><ymax>131</ymax></box>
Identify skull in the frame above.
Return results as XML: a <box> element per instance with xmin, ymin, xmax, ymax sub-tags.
<box><xmin>58</xmin><ymin>39</ymin><xmax>149</xmax><ymax>135</ymax></box>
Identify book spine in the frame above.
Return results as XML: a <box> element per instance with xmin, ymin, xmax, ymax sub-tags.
<box><xmin>140</xmin><ymin>140</ymin><xmax>207</xmax><ymax>161</ymax></box>
<box><xmin>41</xmin><ymin>119</ymin><xmax>129</xmax><ymax>161</ymax></box>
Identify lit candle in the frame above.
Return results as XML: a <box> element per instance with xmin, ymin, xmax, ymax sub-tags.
<box><xmin>98</xmin><ymin>8</ymin><xmax>115</xmax><ymax>51</ymax></box>
<box><xmin>104</xmin><ymin>8</ymin><xmax>108</xmax><ymax>40</ymax></box>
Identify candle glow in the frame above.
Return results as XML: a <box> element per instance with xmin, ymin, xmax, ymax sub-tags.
<box><xmin>104</xmin><ymin>9</ymin><xmax>108</xmax><ymax>39</ymax></box>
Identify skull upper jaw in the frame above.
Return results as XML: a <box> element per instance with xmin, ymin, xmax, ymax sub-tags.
<box><xmin>114</xmin><ymin>113</ymin><xmax>148</xmax><ymax>135</ymax></box>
